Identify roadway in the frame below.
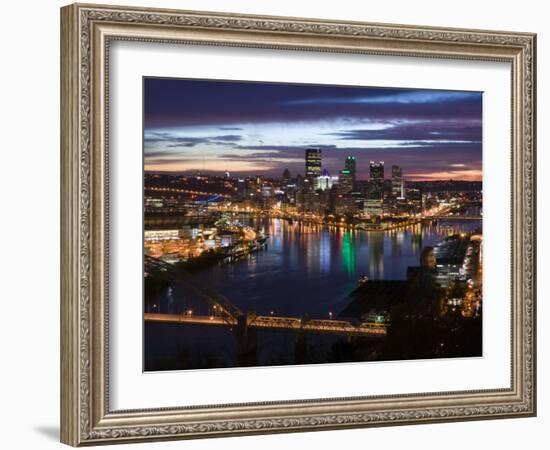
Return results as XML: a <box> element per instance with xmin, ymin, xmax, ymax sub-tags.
<box><xmin>144</xmin><ymin>312</ymin><xmax>387</xmax><ymax>337</ymax></box>
<box><xmin>144</xmin><ymin>312</ymin><xmax>236</xmax><ymax>327</ymax></box>
<box><xmin>428</xmin><ymin>215</ymin><xmax>482</xmax><ymax>220</ymax></box>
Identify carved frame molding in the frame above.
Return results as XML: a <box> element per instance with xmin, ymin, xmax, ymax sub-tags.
<box><xmin>61</xmin><ymin>3</ymin><xmax>536</xmax><ymax>446</ymax></box>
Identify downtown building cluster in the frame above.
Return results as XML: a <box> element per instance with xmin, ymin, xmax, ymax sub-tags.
<box><xmin>143</xmin><ymin>147</ymin><xmax>482</xmax><ymax>226</ymax></box>
<box><xmin>285</xmin><ymin>148</ymin><xmax>425</xmax><ymax>219</ymax></box>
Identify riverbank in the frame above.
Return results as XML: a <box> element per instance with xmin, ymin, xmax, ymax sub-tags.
<box><xmin>211</xmin><ymin>208</ymin><xmax>428</xmax><ymax>232</ymax></box>
<box><xmin>176</xmin><ymin>237</ymin><xmax>269</xmax><ymax>274</ymax></box>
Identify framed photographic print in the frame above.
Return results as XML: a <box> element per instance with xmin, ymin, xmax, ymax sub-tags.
<box><xmin>60</xmin><ymin>3</ymin><xmax>537</xmax><ymax>446</ymax></box>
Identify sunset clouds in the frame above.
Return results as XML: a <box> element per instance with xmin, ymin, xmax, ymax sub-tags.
<box><xmin>144</xmin><ymin>78</ymin><xmax>482</xmax><ymax>181</ymax></box>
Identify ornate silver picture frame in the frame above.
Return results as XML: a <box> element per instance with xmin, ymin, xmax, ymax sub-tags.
<box><xmin>60</xmin><ymin>3</ymin><xmax>536</xmax><ymax>446</ymax></box>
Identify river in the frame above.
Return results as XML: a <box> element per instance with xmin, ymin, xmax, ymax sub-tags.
<box><xmin>145</xmin><ymin>217</ymin><xmax>481</xmax><ymax>371</ymax></box>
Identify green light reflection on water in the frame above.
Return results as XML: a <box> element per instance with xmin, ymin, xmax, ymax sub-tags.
<box><xmin>341</xmin><ymin>230</ymin><xmax>356</xmax><ymax>279</ymax></box>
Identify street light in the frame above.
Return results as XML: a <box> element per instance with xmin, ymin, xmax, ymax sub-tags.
<box><xmin>329</xmin><ymin>311</ymin><xmax>333</xmax><ymax>320</ymax></box>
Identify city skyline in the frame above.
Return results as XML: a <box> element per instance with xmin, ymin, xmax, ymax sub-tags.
<box><xmin>144</xmin><ymin>78</ymin><xmax>483</xmax><ymax>370</ymax></box>
<box><xmin>144</xmin><ymin>78</ymin><xmax>482</xmax><ymax>181</ymax></box>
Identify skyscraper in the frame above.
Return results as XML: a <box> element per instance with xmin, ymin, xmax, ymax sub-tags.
<box><xmin>408</xmin><ymin>187</ymin><xmax>424</xmax><ymax>213</ymax></box>
<box><xmin>345</xmin><ymin>155</ymin><xmax>356</xmax><ymax>190</ymax></box>
<box><xmin>296</xmin><ymin>173</ymin><xmax>304</xmax><ymax>190</ymax></box>
<box><xmin>369</xmin><ymin>161</ymin><xmax>385</xmax><ymax>199</ymax></box>
<box><xmin>282</xmin><ymin>168</ymin><xmax>291</xmax><ymax>185</ymax></box>
<box><xmin>338</xmin><ymin>169</ymin><xmax>354</xmax><ymax>194</ymax></box>
<box><xmin>391</xmin><ymin>165</ymin><xmax>404</xmax><ymax>199</ymax></box>
<box><xmin>237</xmin><ymin>178</ymin><xmax>247</xmax><ymax>199</ymax></box>
<box><xmin>305</xmin><ymin>148</ymin><xmax>322</xmax><ymax>180</ymax></box>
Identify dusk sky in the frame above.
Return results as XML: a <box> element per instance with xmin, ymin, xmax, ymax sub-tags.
<box><xmin>144</xmin><ymin>78</ymin><xmax>482</xmax><ymax>181</ymax></box>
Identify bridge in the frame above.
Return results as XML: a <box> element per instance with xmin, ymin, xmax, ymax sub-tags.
<box><xmin>427</xmin><ymin>215</ymin><xmax>482</xmax><ymax>220</ymax></box>
<box><xmin>144</xmin><ymin>312</ymin><xmax>386</xmax><ymax>337</ymax></box>
<box><xmin>144</xmin><ymin>256</ymin><xmax>386</xmax><ymax>337</ymax></box>
<box><xmin>145</xmin><ymin>255</ymin><xmax>243</xmax><ymax>326</ymax></box>
<box><xmin>145</xmin><ymin>186</ymin><xmax>232</xmax><ymax>198</ymax></box>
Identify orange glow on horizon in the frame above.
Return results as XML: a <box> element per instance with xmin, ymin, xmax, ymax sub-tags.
<box><xmin>145</xmin><ymin>160</ymin><xmax>273</xmax><ymax>173</ymax></box>
<box><xmin>406</xmin><ymin>169</ymin><xmax>482</xmax><ymax>182</ymax></box>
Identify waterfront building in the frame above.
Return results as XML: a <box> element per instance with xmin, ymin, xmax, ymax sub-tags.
<box><xmin>144</xmin><ymin>229</ymin><xmax>181</xmax><ymax>241</ymax></box>
<box><xmin>369</xmin><ymin>161</ymin><xmax>385</xmax><ymax>199</ymax></box>
<box><xmin>145</xmin><ymin>197</ymin><xmax>164</xmax><ymax>210</ymax></box>
<box><xmin>432</xmin><ymin>236</ymin><xmax>468</xmax><ymax>287</ymax></box>
<box><xmin>364</xmin><ymin>198</ymin><xmax>383</xmax><ymax>217</ymax></box>
<box><xmin>332</xmin><ymin>194</ymin><xmax>356</xmax><ymax>215</ymax></box>
<box><xmin>203</xmin><ymin>239</ymin><xmax>217</xmax><ymax>250</ymax></box>
<box><xmin>219</xmin><ymin>231</ymin><xmax>240</xmax><ymax>247</ymax></box>
<box><xmin>350</xmin><ymin>191</ymin><xmax>366</xmax><ymax>213</ymax></box>
<box><xmin>144</xmin><ymin>194</ymin><xmax>188</xmax><ymax>214</ymax></box>
<box><xmin>296</xmin><ymin>190</ymin><xmax>328</xmax><ymax>214</ymax></box>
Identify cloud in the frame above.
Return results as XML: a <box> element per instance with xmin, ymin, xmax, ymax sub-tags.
<box><xmin>165</xmin><ymin>137</ymin><xmax>208</xmax><ymax>148</ymax></box>
<box><xmin>234</xmin><ymin>144</ymin><xmax>338</xmax><ymax>152</ymax></box>
<box><xmin>218</xmin><ymin>151</ymin><xmax>303</xmax><ymax>162</ymax></box>
<box><xmin>285</xmin><ymin>91</ymin><xmax>481</xmax><ymax>106</ymax></box>
<box><xmin>144</xmin><ymin>157</ymin><xmax>200</xmax><ymax>166</ymax></box>
<box><xmin>143</xmin><ymin>80</ymin><xmax>482</xmax><ymax>179</ymax></box>
<box><xmin>143</xmin><ymin>150</ymin><xmax>182</xmax><ymax>158</ymax></box>
<box><xmin>326</xmin><ymin>120</ymin><xmax>481</xmax><ymax>143</ymax></box>
<box><xmin>144</xmin><ymin>132</ymin><xmax>243</xmax><ymax>149</ymax></box>
<box><xmin>144</xmin><ymin>78</ymin><xmax>483</xmax><ymax>127</ymax></box>
<box><xmin>210</xmin><ymin>134</ymin><xmax>242</xmax><ymax>142</ymax></box>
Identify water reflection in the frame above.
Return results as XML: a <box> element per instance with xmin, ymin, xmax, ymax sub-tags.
<box><xmin>411</xmin><ymin>224</ymin><xmax>423</xmax><ymax>254</ymax></box>
<box><xmin>171</xmin><ymin>217</ymin><xmax>483</xmax><ymax>319</ymax></box>
<box><xmin>319</xmin><ymin>230</ymin><xmax>331</xmax><ymax>273</ymax></box>
<box><xmin>146</xmin><ymin>218</ymin><xmax>482</xmax><ymax>370</ymax></box>
<box><xmin>391</xmin><ymin>231</ymin><xmax>404</xmax><ymax>258</ymax></box>
<box><xmin>147</xmin><ymin>218</ymin><xmax>482</xmax><ymax>319</ymax></box>
<box><xmin>368</xmin><ymin>232</ymin><xmax>384</xmax><ymax>280</ymax></box>
<box><xmin>341</xmin><ymin>230</ymin><xmax>356</xmax><ymax>279</ymax></box>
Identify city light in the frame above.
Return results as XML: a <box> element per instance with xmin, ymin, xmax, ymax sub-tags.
<box><xmin>143</xmin><ymin>78</ymin><xmax>483</xmax><ymax>371</ymax></box>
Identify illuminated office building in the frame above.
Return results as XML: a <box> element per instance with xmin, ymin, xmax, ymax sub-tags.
<box><xmin>369</xmin><ymin>161</ymin><xmax>385</xmax><ymax>199</ymax></box>
<box><xmin>345</xmin><ymin>155</ymin><xmax>356</xmax><ymax>190</ymax></box>
<box><xmin>305</xmin><ymin>148</ymin><xmax>322</xmax><ymax>180</ymax></box>
<box><xmin>391</xmin><ymin>165</ymin><xmax>405</xmax><ymax>199</ymax></box>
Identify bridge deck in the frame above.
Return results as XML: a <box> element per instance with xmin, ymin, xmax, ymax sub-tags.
<box><xmin>145</xmin><ymin>313</ymin><xmax>236</xmax><ymax>327</ymax></box>
<box><xmin>428</xmin><ymin>215</ymin><xmax>482</xmax><ymax>220</ymax></box>
<box><xmin>144</xmin><ymin>313</ymin><xmax>386</xmax><ymax>337</ymax></box>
